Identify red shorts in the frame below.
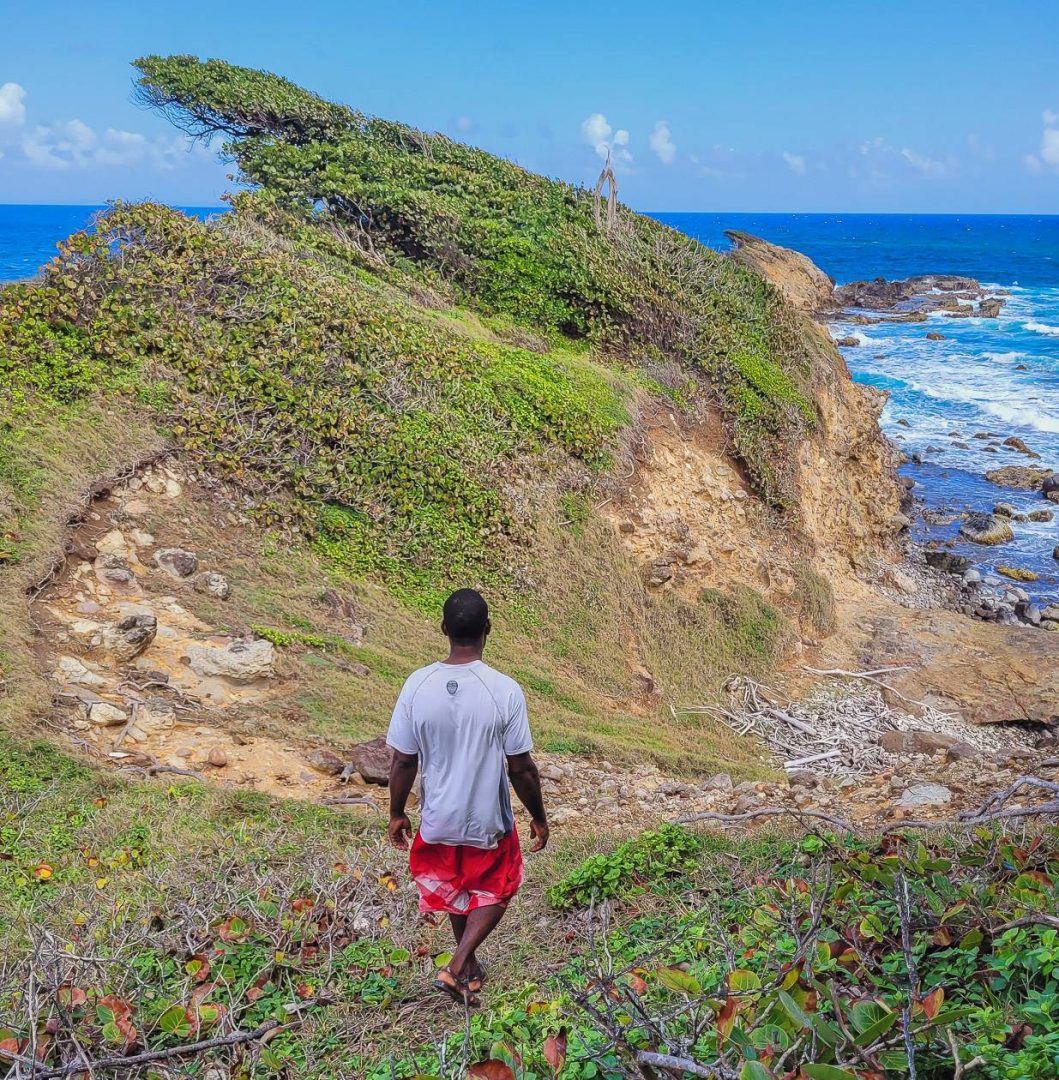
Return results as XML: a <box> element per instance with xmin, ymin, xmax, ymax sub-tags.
<box><xmin>409</xmin><ymin>828</ymin><xmax>524</xmax><ymax>915</ymax></box>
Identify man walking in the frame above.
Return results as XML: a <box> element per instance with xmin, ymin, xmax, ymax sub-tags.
<box><xmin>386</xmin><ymin>588</ymin><xmax>549</xmax><ymax>1003</ymax></box>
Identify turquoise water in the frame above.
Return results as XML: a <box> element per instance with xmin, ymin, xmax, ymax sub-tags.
<box><xmin>657</xmin><ymin>213</ymin><xmax>1059</xmax><ymax>603</ymax></box>
<box><xmin>3</xmin><ymin>206</ymin><xmax>1057</xmax><ymax>599</ymax></box>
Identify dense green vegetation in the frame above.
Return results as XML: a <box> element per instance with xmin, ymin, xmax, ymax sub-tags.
<box><xmin>4</xmin><ymin>737</ymin><xmax>1059</xmax><ymax>1078</ymax></box>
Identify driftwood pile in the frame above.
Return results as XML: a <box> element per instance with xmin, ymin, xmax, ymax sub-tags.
<box><xmin>677</xmin><ymin>672</ymin><xmax>954</xmax><ymax>779</ymax></box>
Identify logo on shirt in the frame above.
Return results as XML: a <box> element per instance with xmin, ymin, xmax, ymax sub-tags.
<box><xmin>446</xmin><ymin>679</ymin><xmax>459</xmax><ymax>695</ymax></box>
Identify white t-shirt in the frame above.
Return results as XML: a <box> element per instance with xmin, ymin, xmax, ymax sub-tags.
<box><xmin>386</xmin><ymin>660</ymin><xmax>532</xmax><ymax>849</ymax></box>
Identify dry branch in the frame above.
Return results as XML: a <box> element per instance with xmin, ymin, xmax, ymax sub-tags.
<box><xmin>17</xmin><ymin>1020</ymin><xmax>281</xmax><ymax>1078</ymax></box>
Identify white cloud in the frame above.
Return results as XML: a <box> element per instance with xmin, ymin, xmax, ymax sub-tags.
<box><xmin>0</xmin><ymin>82</ymin><xmax>26</xmax><ymax>126</ymax></box>
<box><xmin>1024</xmin><ymin>108</ymin><xmax>1059</xmax><ymax>172</ymax></box>
<box><xmin>581</xmin><ymin>112</ymin><xmax>632</xmax><ymax>165</ymax></box>
<box><xmin>782</xmin><ymin>151</ymin><xmax>806</xmax><ymax>175</ymax></box>
<box><xmin>1041</xmin><ymin>127</ymin><xmax>1059</xmax><ymax>167</ymax></box>
<box><xmin>648</xmin><ymin>120</ymin><xmax>676</xmax><ymax>165</ymax></box>
<box><xmin>20</xmin><ymin>119</ymin><xmax>204</xmax><ymax>170</ymax></box>
<box><xmin>899</xmin><ymin>147</ymin><xmax>952</xmax><ymax>178</ymax></box>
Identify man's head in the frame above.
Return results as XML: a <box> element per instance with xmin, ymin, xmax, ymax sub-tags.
<box><xmin>441</xmin><ymin>588</ymin><xmax>491</xmax><ymax>649</ymax></box>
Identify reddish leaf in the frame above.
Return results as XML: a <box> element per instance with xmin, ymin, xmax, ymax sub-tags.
<box><xmin>246</xmin><ymin>987</ymin><xmax>264</xmax><ymax>1002</ymax></box>
<box><xmin>921</xmin><ymin>986</ymin><xmax>945</xmax><ymax>1020</ymax></box>
<box><xmin>186</xmin><ymin>954</ymin><xmax>211</xmax><ymax>982</ymax></box>
<box><xmin>628</xmin><ymin>973</ymin><xmax>647</xmax><ymax>994</ymax></box>
<box><xmin>295</xmin><ymin>983</ymin><xmax>314</xmax><ymax>999</ymax></box>
<box><xmin>543</xmin><ymin>1030</ymin><xmax>567</xmax><ymax>1073</ymax></box>
<box><xmin>56</xmin><ymin>984</ymin><xmax>87</xmax><ymax>1008</ymax></box>
<box><xmin>291</xmin><ymin>897</ymin><xmax>314</xmax><ymax>913</ymax></box>
<box><xmin>97</xmin><ymin>995</ymin><xmax>133</xmax><ymax>1020</ymax></box>
<box><xmin>715</xmin><ymin>997</ymin><xmax>739</xmax><ymax>1041</ymax></box>
<box><xmin>468</xmin><ymin>1062</ymin><xmax>516</xmax><ymax>1080</ymax></box>
<box><xmin>217</xmin><ymin>915</ymin><xmax>251</xmax><ymax>942</ymax></box>
<box><xmin>0</xmin><ymin>1038</ymin><xmax>20</xmax><ymax>1058</ymax></box>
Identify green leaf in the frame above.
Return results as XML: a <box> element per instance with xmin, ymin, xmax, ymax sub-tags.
<box><xmin>729</xmin><ymin>969</ymin><xmax>762</xmax><ymax>992</ymax></box>
<box><xmin>656</xmin><ymin>966</ymin><xmax>701</xmax><ymax>995</ymax></box>
<box><xmin>739</xmin><ymin>1063</ymin><xmax>771</xmax><ymax>1080</ymax></box>
<box><xmin>777</xmin><ymin>989</ymin><xmax>812</xmax><ymax>1029</ymax></box>
<box><xmin>853</xmin><ymin>1010</ymin><xmax>898</xmax><ymax>1046</ymax></box>
<box><xmin>159</xmin><ymin>1005</ymin><xmax>190</xmax><ymax>1036</ymax></box>
<box><xmin>802</xmin><ymin>1066</ymin><xmax>858</xmax><ymax>1080</ymax></box>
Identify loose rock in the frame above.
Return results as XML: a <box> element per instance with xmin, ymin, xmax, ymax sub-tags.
<box><xmin>154</xmin><ymin>548</ymin><xmax>199</xmax><ymax>579</ymax></box>
<box><xmin>959</xmin><ymin>513</ymin><xmax>1014</xmax><ymax>545</ymax></box>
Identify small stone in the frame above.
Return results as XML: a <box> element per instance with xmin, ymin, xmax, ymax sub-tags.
<box><xmin>898</xmin><ymin>783</ymin><xmax>952</xmax><ymax>809</ymax></box>
<box><xmin>704</xmin><ymin>772</ymin><xmax>734</xmax><ymax>793</ymax></box>
<box><xmin>207</xmin><ymin>747</ymin><xmax>228</xmax><ymax>768</ymax></box>
<box><xmin>154</xmin><ymin>548</ymin><xmax>199</xmax><ymax>579</ymax></box>
<box><xmin>123</xmin><ymin>498</ymin><xmax>151</xmax><ymax>517</ymax></box>
<box><xmin>89</xmin><ymin>702</ymin><xmax>128</xmax><ymax>727</ymax></box>
<box><xmin>539</xmin><ymin>763</ymin><xmax>565</xmax><ymax>782</ymax></box>
<box><xmin>1028</xmin><ymin>509</ymin><xmax>1054</xmax><ymax>522</ymax></box>
<box><xmin>55</xmin><ymin>655</ymin><xmax>106</xmax><ymax>688</ymax></box>
<box><xmin>193</xmin><ymin>571</ymin><xmax>232</xmax><ymax>600</ymax></box>
<box><xmin>307</xmin><ymin>747</ymin><xmax>347</xmax><ymax>775</ymax></box>
<box><xmin>65</xmin><ymin>537</ymin><xmax>99</xmax><ymax>562</ymax></box>
<box><xmin>993</xmin><ymin>503</ymin><xmax>1017</xmax><ymax>518</ymax></box>
<box><xmin>99</xmin><ymin>613</ymin><xmax>157</xmax><ymax>662</ymax></box>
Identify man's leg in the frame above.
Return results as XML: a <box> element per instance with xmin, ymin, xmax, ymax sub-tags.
<box><xmin>448</xmin><ymin>904</ymin><xmax>506</xmax><ymax>982</ymax></box>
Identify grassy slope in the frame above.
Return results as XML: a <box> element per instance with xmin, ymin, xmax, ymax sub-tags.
<box><xmin>0</xmin><ymin>54</ymin><xmax>873</xmax><ymax>1077</ymax></box>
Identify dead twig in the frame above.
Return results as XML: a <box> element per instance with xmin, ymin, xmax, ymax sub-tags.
<box><xmin>25</xmin><ymin>1020</ymin><xmax>281</xmax><ymax>1078</ymax></box>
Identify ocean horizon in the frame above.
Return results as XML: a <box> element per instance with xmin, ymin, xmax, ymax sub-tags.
<box><xmin>3</xmin><ymin>203</ymin><xmax>1057</xmax><ymax>600</ymax></box>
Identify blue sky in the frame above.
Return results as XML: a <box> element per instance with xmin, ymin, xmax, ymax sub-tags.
<box><xmin>1</xmin><ymin>0</ymin><xmax>1057</xmax><ymax>212</ymax></box>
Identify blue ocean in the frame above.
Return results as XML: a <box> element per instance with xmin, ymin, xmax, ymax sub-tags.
<box><xmin>3</xmin><ymin>206</ymin><xmax>1058</xmax><ymax>600</ymax></box>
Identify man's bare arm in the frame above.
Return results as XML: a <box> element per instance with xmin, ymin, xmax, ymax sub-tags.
<box><xmin>507</xmin><ymin>751</ymin><xmax>549</xmax><ymax>851</ymax></box>
<box><xmin>387</xmin><ymin>749</ymin><xmax>418</xmax><ymax>848</ymax></box>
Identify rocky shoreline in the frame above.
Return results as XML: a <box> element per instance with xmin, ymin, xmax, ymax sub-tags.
<box><xmin>832</xmin><ymin>271</ymin><xmax>1057</xmax><ymax>627</ymax></box>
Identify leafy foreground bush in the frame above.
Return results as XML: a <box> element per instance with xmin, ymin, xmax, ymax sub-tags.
<box><xmin>4</xmin><ymin>761</ymin><xmax>1059</xmax><ymax>1080</ymax></box>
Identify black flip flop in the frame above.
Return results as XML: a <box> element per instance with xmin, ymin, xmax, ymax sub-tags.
<box><xmin>432</xmin><ymin>966</ymin><xmax>479</xmax><ymax>1007</ymax></box>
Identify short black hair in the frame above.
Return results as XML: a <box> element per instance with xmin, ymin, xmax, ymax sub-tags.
<box><xmin>442</xmin><ymin>588</ymin><xmax>490</xmax><ymax>645</ymax></box>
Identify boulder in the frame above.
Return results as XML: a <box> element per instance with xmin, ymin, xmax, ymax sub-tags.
<box><xmin>836</xmin><ymin>336</ymin><xmax>860</xmax><ymax>347</ymax></box>
<box><xmin>351</xmin><ymin>736</ymin><xmax>392</xmax><ymax>785</ymax></box>
<box><xmin>978</xmin><ymin>297</ymin><xmax>1004</xmax><ymax>317</ymax></box>
<box><xmin>924</xmin><ymin>550</ymin><xmax>971</xmax><ymax>575</ymax></box>
<box><xmin>186</xmin><ymin>638</ymin><xmax>275</xmax><ymax>682</ymax></box>
<box><xmin>1003</xmin><ymin>436</ymin><xmax>1040</xmax><ymax>459</ymax></box>
<box><xmin>926</xmin><ymin>331</ymin><xmax>945</xmax><ymax>341</ymax></box>
<box><xmin>207</xmin><ymin>747</ymin><xmax>228</xmax><ymax>768</ymax></box>
<box><xmin>154</xmin><ymin>548</ymin><xmax>199</xmax><ymax>579</ymax></box>
<box><xmin>99</xmin><ymin>613</ymin><xmax>157</xmax><ymax>662</ymax></box>
<box><xmin>992</xmin><ymin>503</ymin><xmax>1016</xmax><ymax>518</ymax></box>
<box><xmin>984</xmin><ymin>466</ymin><xmax>1053</xmax><ymax>490</ymax></box>
<box><xmin>1045</xmin><ymin>475</ymin><xmax>1059</xmax><ymax>504</ymax></box>
<box><xmin>1029</xmin><ymin>509</ymin><xmax>1054</xmax><ymax>522</ymax></box>
<box><xmin>997</xmin><ymin>565</ymin><xmax>1039</xmax><ymax>582</ymax></box>
<box><xmin>959</xmin><ymin>513</ymin><xmax>1013</xmax><ymax>545</ymax></box>
<box><xmin>194</xmin><ymin>571</ymin><xmax>232</xmax><ymax>600</ymax></box>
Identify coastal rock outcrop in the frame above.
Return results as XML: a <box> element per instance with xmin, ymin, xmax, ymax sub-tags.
<box><xmin>725</xmin><ymin>230</ymin><xmax>836</xmax><ymax>313</ymax></box>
